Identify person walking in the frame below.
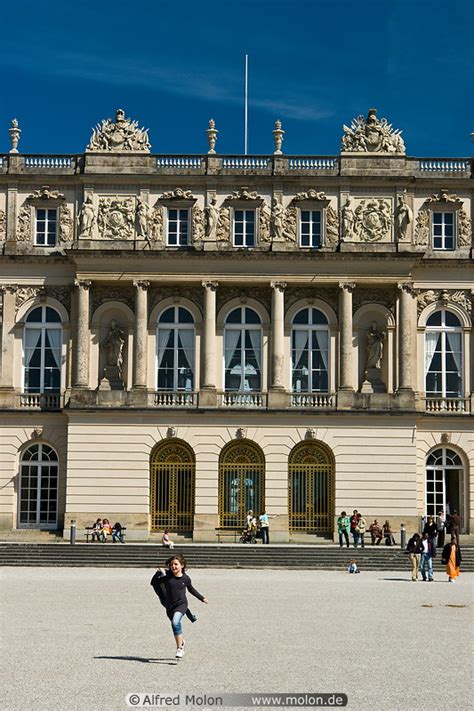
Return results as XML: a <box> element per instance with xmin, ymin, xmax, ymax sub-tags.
<box><xmin>337</xmin><ymin>511</ymin><xmax>351</xmax><ymax>548</ymax></box>
<box><xmin>419</xmin><ymin>532</ymin><xmax>436</xmax><ymax>582</ymax></box>
<box><xmin>150</xmin><ymin>554</ymin><xmax>208</xmax><ymax>658</ymax></box>
<box><xmin>406</xmin><ymin>532</ymin><xmax>423</xmax><ymax>581</ymax></box>
<box><xmin>442</xmin><ymin>536</ymin><xmax>462</xmax><ymax>583</ymax></box>
<box><xmin>436</xmin><ymin>510</ymin><xmax>446</xmax><ymax>548</ymax></box>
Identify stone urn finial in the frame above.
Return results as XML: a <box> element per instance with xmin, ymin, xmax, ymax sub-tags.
<box><xmin>207</xmin><ymin>118</ymin><xmax>218</xmax><ymax>154</ymax></box>
<box><xmin>272</xmin><ymin>119</ymin><xmax>285</xmax><ymax>155</ymax></box>
<box><xmin>9</xmin><ymin>118</ymin><xmax>21</xmax><ymax>153</ymax></box>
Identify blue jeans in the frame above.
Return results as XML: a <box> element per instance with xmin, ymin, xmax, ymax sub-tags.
<box><xmin>420</xmin><ymin>553</ymin><xmax>433</xmax><ymax>580</ymax></box>
<box><xmin>171</xmin><ymin>611</ymin><xmax>184</xmax><ymax>635</ymax></box>
<box><xmin>338</xmin><ymin>530</ymin><xmax>349</xmax><ymax>547</ymax></box>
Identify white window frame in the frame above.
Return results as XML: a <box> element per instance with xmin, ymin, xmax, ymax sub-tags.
<box><xmin>18</xmin><ymin>443</ymin><xmax>59</xmax><ymax>529</ymax></box>
<box><xmin>23</xmin><ymin>306</ymin><xmax>62</xmax><ymax>394</ymax></box>
<box><xmin>233</xmin><ymin>209</ymin><xmax>256</xmax><ymax>248</ymax></box>
<box><xmin>432</xmin><ymin>211</ymin><xmax>455</xmax><ymax>251</ymax></box>
<box><xmin>299</xmin><ymin>209</ymin><xmax>323</xmax><ymax>248</ymax></box>
<box><xmin>35</xmin><ymin>208</ymin><xmax>57</xmax><ymax>247</ymax></box>
<box><xmin>291</xmin><ymin>309</ymin><xmax>329</xmax><ymax>393</ymax></box>
<box><xmin>425</xmin><ymin>448</ymin><xmax>465</xmax><ymax>528</ymax></box>
<box><xmin>166</xmin><ymin>207</ymin><xmax>190</xmax><ymax>246</ymax></box>
<box><xmin>156</xmin><ymin>306</ymin><xmax>195</xmax><ymax>391</ymax></box>
<box><xmin>425</xmin><ymin>310</ymin><xmax>463</xmax><ymax>398</ymax></box>
<box><xmin>223</xmin><ymin>307</ymin><xmax>262</xmax><ymax>392</ymax></box>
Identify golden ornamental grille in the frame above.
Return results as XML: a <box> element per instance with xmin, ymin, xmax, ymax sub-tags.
<box><xmin>150</xmin><ymin>441</ymin><xmax>195</xmax><ymax>532</ymax></box>
<box><xmin>219</xmin><ymin>441</ymin><xmax>265</xmax><ymax>528</ymax></box>
<box><xmin>288</xmin><ymin>442</ymin><xmax>334</xmax><ymax>533</ymax></box>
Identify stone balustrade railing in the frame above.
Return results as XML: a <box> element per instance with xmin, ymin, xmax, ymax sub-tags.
<box><xmin>153</xmin><ymin>391</ymin><xmax>198</xmax><ymax>408</ymax></box>
<box><xmin>424</xmin><ymin>397</ymin><xmax>470</xmax><ymax>413</ymax></box>
<box><xmin>418</xmin><ymin>159</ymin><xmax>470</xmax><ymax>174</ymax></box>
<box><xmin>290</xmin><ymin>393</ymin><xmax>334</xmax><ymax>409</ymax></box>
<box><xmin>19</xmin><ymin>392</ymin><xmax>62</xmax><ymax>409</ymax></box>
<box><xmin>219</xmin><ymin>392</ymin><xmax>267</xmax><ymax>408</ymax></box>
<box><xmin>0</xmin><ymin>154</ymin><xmax>471</xmax><ymax>177</ymax></box>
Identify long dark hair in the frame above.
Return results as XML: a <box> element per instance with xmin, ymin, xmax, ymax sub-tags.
<box><xmin>165</xmin><ymin>554</ymin><xmax>187</xmax><ymax>571</ymax></box>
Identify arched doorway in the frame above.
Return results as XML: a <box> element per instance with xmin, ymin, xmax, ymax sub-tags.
<box><xmin>288</xmin><ymin>441</ymin><xmax>334</xmax><ymax>533</ymax></box>
<box><xmin>18</xmin><ymin>443</ymin><xmax>59</xmax><ymax>529</ymax></box>
<box><xmin>150</xmin><ymin>440</ymin><xmax>195</xmax><ymax>532</ymax></box>
<box><xmin>219</xmin><ymin>441</ymin><xmax>264</xmax><ymax>528</ymax></box>
<box><xmin>425</xmin><ymin>448</ymin><xmax>466</xmax><ymax>531</ymax></box>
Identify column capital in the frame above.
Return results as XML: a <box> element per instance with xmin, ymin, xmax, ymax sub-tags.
<box><xmin>338</xmin><ymin>281</ymin><xmax>356</xmax><ymax>292</ymax></box>
<box><xmin>133</xmin><ymin>280</ymin><xmax>150</xmax><ymax>291</ymax></box>
<box><xmin>202</xmin><ymin>280</ymin><xmax>218</xmax><ymax>291</ymax></box>
<box><xmin>0</xmin><ymin>284</ymin><xmax>18</xmax><ymax>294</ymax></box>
<box><xmin>397</xmin><ymin>281</ymin><xmax>415</xmax><ymax>296</ymax></box>
<box><xmin>270</xmin><ymin>281</ymin><xmax>287</xmax><ymax>292</ymax></box>
<box><xmin>74</xmin><ymin>279</ymin><xmax>92</xmax><ymax>290</ymax></box>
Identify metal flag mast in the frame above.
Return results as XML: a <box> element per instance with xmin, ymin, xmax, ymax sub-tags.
<box><xmin>244</xmin><ymin>54</ymin><xmax>248</xmax><ymax>155</ymax></box>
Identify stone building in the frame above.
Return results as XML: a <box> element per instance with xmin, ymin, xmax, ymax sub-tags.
<box><xmin>0</xmin><ymin>109</ymin><xmax>472</xmax><ymax>541</ymax></box>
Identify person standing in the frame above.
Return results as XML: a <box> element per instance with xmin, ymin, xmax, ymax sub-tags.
<box><xmin>419</xmin><ymin>532</ymin><xmax>435</xmax><ymax>582</ymax></box>
<box><xmin>350</xmin><ymin>510</ymin><xmax>360</xmax><ymax>548</ymax></box>
<box><xmin>356</xmin><ymin>514</ymin><xmax>366</xmax><ymax>548</ymax></box>
<box><xmin>449</xmin><ymin>510</ymin><xmax>461</xmax><ymax>545</ymax></box>
<box><xmin>337</xmin><ymin>511</ymin><xmax>351</xmax><ymax>548</ymax></box>
<box><xmin>436</xmin><ymin>510</ymin><xmax>446</xmax><ymax>548</ymax></box>
<box><xmin>406</xmin><ymin>532</ymin><xmax>423</xmax><ymax>581</ymax></box>
<box><xmin>442</xmin><ymin>536</ymin><xmax>462</xmax><ymax>583</ymax></box>
<box><xmin>423</xmin><ymin>515</ymin><xmax>438</xmax><ymax>554</ymax></box>
<box><xmin>258</xmin><ymin>511</ymin><xmax>272</xmax><ymax>544</ymax></box>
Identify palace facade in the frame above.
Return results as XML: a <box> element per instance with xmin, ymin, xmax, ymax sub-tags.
<box><xmin>0</xmin><ymin>109</ymin><xmax>472</xmax><ymax>541</ymax></box>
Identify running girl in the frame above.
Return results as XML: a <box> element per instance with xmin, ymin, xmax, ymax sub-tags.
<box><xmin>150</xmin><ymin>554</ymin><xmax>208</xmax><ymax>658</ymax></box>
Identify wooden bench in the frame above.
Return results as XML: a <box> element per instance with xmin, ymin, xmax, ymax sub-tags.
<box><xmin>214</xmin><ymin>527</ymin><xmax>242</xmax><ymax>543</ymax></box>
<box><xmin>85</xmin><ymin>527</ymin><xmax>127</xmax><ymax>543</ymax></box>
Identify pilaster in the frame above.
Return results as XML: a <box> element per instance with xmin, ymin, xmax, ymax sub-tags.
<box><xmin>133</xmin><ymin>280</ymin><xmax>150</xmax><ymax>389</ymax></box>
<box><xmin>200</xmin><ymin>281</ymin><xmax>218</xmax><ymax>407</ymax></box>
<box><xmin>0</xmin><ymin>285</ymin><xmax>17</xmax><ymax>406</ymax></box>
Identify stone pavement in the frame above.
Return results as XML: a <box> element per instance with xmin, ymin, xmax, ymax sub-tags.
<box><xmin>1</xmin><ymin>567</ymin><xmax>472</xmax><ymax>711</ymax></box>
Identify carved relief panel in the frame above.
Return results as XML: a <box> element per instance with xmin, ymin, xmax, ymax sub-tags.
<box><xmin>340</xmin><ymin>197</ymin><xmax>393</xmax><ymax>243</ymax></box>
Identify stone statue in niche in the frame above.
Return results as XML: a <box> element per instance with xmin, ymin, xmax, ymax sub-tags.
<box><xmin>394</xmin><ymin>195</ymin><xmax>413</xmax><ymax>242</ymax></box>
<box><xmin>99</xmin><ymin>320</ymin><xmax>125</xmax><ymax>390</ymax></box>
<box><xmin>78</xmin><ymin>196</ymin><xmax>95</xmax><ymax>238</ymax></box>
<box><xmin>341</xmin><ymin>198</ymin><xmax>355</xmax><ymax>240</ymax></box>
<box><xmin>136</xmin><ymin>198</ymin><xmax>149</xmax><ymax>238</ymax></box>
<box><xmin>361</xmin><ymin>321</ymin><xmax>386</xmax><ymax>394</ymax></box>
<box><xmin>205</xmin><ymin>195</ymin><xmax>219</xmax><ymax>240</ymax></box>
<box><xmin>272</xmin><ymin>196</ymin><xmax>285</xmax><ymax>241</ymax></box>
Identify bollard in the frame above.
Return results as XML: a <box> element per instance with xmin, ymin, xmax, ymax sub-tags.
<box><xmin>400</xmin><ymin>523</ymin><xmax>406</xmax><ymax>549</ymax></box>
<box><xmin>70</xmin><ymin>518</ymin><xmax>77</xmax><ymax>545</ymax></box>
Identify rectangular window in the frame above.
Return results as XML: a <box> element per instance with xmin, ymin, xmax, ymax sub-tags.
<box><xmin>167</xmin><ymin>208</ymin><xmax>189</xmax><ymax>246</ymax></box>
<box><xmin>432</xmin><ymin>212</ymin><xmax>454</xmax><ymax>251</ymax></box>
<box><xmin>233</xmin><ymin>209</ymin><xmax>256</xmax><ymax>247</ymax></box>
<box><xmin>300</xmin><ymin>210</ymin><xmax>322</xmax><ymax>248</ymax></box>
<box><xmin>35</xmin><ymin>209</ymin><xmax>57</xmax><ymax>247</ymax></box>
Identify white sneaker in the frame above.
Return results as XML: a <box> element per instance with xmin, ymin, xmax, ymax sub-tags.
<box><xmin>175</xmin><ymin>641</ymin><xmax>186</xmax><ymax>658</ymax></box>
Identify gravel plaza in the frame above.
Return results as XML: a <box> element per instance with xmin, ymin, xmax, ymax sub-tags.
<box><xmin>1</xmin><ymin>566</ymin><xmax>473</xmax><ymax>711</ymax></box>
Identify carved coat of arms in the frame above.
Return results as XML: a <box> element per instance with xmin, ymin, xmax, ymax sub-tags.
<box><xmin>353</xmin><ymin>199</ymin><xmax>392</xmax><ymax>242</ymax></box>
<box><xmin>98</xmin><ymin>197</ymin><xmax>135</xmax><ymax>239</ymax></box>
<box><xmin>341</xmin><ymin>108</ymin><xmax>405</xmax><ymax>154</ymax></box>
<box><xmin>87</xmin><ymin>109</ymin><xmax>150</xmax><ymax>152</ymax></box>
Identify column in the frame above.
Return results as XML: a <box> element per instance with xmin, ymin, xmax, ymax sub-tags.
<box><xmin>73</xmin><ymin>280</ymin><xmax>91</xmax><ymax>388</ymax></box>
<box><xmin>397</xmin><ymin>282</ymin><xmax>415</xmax><ymax>391</ymax></box>
<box><xmin>133</xmin><ymin>280</ymin><xmax>150</xmax><ymax>388</ymax></box>
<box><xmin>0</xmin><ymin>286</ymin><xmax>17</xmax><ymax>401</ymax></box>
<box><xmin>201</xmin><ymin>281</ymin><xmax>218</xmax><ymax>390</ymax></box>
<box><xmin>338</xmin><ymin>282</ymin><xmax>355</xmax><ymax>391</ymax></box>
<box><xmin>270</xmin><ymin>281</ymin><xmax>286</xmax><ymax>388</ymax></box>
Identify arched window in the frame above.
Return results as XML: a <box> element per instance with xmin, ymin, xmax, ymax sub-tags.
<box><xmin>19</xmin><ymin>443</ymin><xmax>58</xmax><ymax>528</ymax></box>
<box><xmin>291</xmin><ymin>308</ymin><xmax>329</xmax><ymax>392</ymax></box>
<box><xmin>219</xmin><ymin>441</ymin><xmax>264</xmax><ymax>528</ymax></box>
<box><xmin>288</xmin><ymin>441</ymin><xmax>334</xmax><ymax>533</ymax></box>
<box><xmin>425</xmin><ymin>448</ymin><xmax>465</xmax><ymax>529</ymax></box>
<box><xmin>425</xmin><ymin>310</ymin><xmax>462</xmax><ymax>399</ymax></box>
<box><xmin>23</xmin><ymin>306</ymin><xmax>62</xmax><ymax>393</ymax></box>
<box><xmin>150</xmin><ymin>440</ymin><xmax>195</xmax><ymax>532</ymax></box>
<box><xmin>224</xmin><ymin>307</ymin><xmax>262</xmax><ymax>392</ymax></box>
<box><xmin>157</xmin><ymin>306</ymin><xmax>195</xmax><ymax>391</ymax></box>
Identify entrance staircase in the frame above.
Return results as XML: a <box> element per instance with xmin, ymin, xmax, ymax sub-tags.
<box><xmin>1</xmin><ymin>543</ymin><xmax>473</xmax><ymax>571</ymax></box>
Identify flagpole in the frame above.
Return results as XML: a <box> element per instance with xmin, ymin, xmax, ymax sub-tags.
<box><xmin>244</xmin><ymin>54</ymin><xmax>248</xmax><ymax>155</ymax></box>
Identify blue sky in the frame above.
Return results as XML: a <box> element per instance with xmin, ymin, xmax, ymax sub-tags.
<box><xmin>1</xmin><ymin>0</ymin><xmax>473</xmax><ymax>156</ymax></box>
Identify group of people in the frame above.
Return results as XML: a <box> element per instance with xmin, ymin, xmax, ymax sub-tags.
<box><xmin>337</xmin><ymin>510</ymin><xmax>397</xmax><ymax>548</ymax></box>
<box><xmin>406</xmin><ymin>508</ymin><xmax>462</xmax><ymax>582</ymax></box>
<box><xmin>243</xmin><ymin>510</ymin><xmax>272</xmax><ymax>544</ymax></box>
<box><xmin>90</xmin><ymin>518</ymin><xmax>124</xmax><ymax>543</ymax></box>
